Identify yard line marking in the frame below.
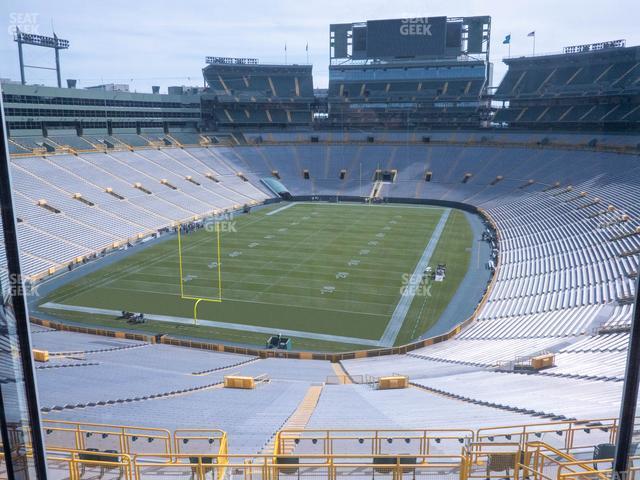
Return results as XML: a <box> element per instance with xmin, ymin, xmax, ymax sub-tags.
<box><xmin>266</xmin><ymin>202</ymin><xmax>296</xmax><ymax>216</ymax></box>
<box><xmin>40</xmin><ymin>302</ymin><xmax>383</xmax><ymax>347</ymax></box>
<box><xmin>91</xmin><ymin>283</ymin><xmax>393</xmax><ymax>317</ymax></box>
<box><xmin>378</xmin><ymin>208</ymin><xmax>452</xmax><ymax>347</ymax></box>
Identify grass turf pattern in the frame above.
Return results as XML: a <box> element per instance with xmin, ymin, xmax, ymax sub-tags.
<box><xmin>43</xmin><ymin>203</ymin><xmax>472</xmax><ymax>351</ymax></box>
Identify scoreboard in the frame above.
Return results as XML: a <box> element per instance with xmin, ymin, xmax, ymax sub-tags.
<box><xmin>366</xmin><ymin>17</ymin><xmax>448</xmax><ymax>58</ymax></box>
<box><xmin>330</xmin><ymin>15</ymin><xmax>490</xmax><ymax>61</ymax></box>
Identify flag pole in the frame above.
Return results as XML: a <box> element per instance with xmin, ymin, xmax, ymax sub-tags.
<box><xmin>533</xmin><ymin>35</ymin><xmax>536</xmax><ymax>55</ymax></box>
<box><xmin>503</xmin><ymin>34</ymin><xmax>511</xmax><ymax>58</ymax></box>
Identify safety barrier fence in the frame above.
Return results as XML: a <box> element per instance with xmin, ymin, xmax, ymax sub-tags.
<box><xmin>275</xmin><ymin>419</ymin><xmax>620</xmax><ymax>458</ymax></box>
<box><xmin>41</xmin><ymin>420</ymin><xmax>227</xmax><ymax>459</ymax></box>
<box><xmin>40</xmin><ymin>444</ymin><xmax>640</xmax><ymax>480</ymax></box>
<box><xmin>135</xmin><ymin>453</ymin><xmax>464</xmax><ymax>480</ymax></box>
<box><xmin>476</xmin><ymin>418</ymin><xmax>619</xmax><ymax>455</ymax></box>
<box><xmin>519</xmin><ymin>441</ymin><xmax>612</xmax><ymax>480</ymax></box>
<box><xmin>46</xmin><ymin>447</ymin><xmax>134</xmax><ymax>480</ymax></box>
<box><xmin>275</xmin><ymin>428</ymin><xmax>475</xmax><ymax>457</ymax></box>
<box><xmin>33</xmin><ymin>418</ymin><xmax>624</xmax><ymax>460</ymax></box>
<box><xmin>2</xmin><ymin>419</ymin><xmax>633</xmax><ymax>480</ymax></box>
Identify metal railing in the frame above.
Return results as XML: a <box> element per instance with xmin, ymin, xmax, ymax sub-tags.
<box><xmin>275</xmin><ymin>428</ymin><xmax>474</xmax><ymax>457</ymax></box>
<box><xmin>33</xmin><ymin>435</ymin><xmax>640</xmax><ymax>480</ymax></box>
<box><xmin>134</xmin><ymin>452</ymin><xmax>465</xmax><ymax>480</ymax></box>
<box><xmin>42</xmin><ymin>419</ymin><xmax>173</xmax><ymax>457</ymax></box>
<box><xmin>477</xmin><ymin>418</ymin><xmax>619</xmax><ymax>454</ymax></box>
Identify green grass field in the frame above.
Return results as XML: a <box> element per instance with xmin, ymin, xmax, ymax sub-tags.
<box><xmin>41</xmin><ymin>202</ymin><xmax>472</xmax><ymax>351</ymax></box>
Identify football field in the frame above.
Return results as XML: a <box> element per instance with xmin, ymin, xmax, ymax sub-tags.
<box><xmin>42</xmin><ymin>202</ymin><xmax>473</xmax><ymax>351</ymax></box>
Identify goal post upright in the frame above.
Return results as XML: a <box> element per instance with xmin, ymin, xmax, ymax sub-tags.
<box><xmin>177</xmin><ymin>220</ymin><xmax>223</xmax><ymax>326</ymax></box>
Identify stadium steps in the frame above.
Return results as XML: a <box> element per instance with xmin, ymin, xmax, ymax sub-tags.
<box><xmin>48</xmin><ymin>341</ymin><xmax>150</xmax><ymax>358</ymax></box>
<box><xmin>191</xmin><ymin>356</ymin><xmax>261</xmax><ymax>375</ymax></box>
<box><xmin>260</xmin><ymin>384</ymin><xmax>323</xmax><ymax>454</ymax></box>
<box><xmin>135</xmin><ymin>134</ymin><xmax>154</xmax><ymax>148</ymax></box>
<box><xmin>526</xmin><ymin>369</ymin><xmax>623</xmax><ymax>383</ymax></box>
<box><xmin>165</xmin><ymin>134</ymin><xmax>183</xmax><ymax>147</ymax></box>
<box><xmin>409</xmin><ymin>382</ymin><xmax>568</xmax><ymax>421</ymax></box>
<box><xmin>611</xmin><ymin>62</ymin><xmax>640</xmax><ymax>86</ymax></box>
<box><xmin>620</xmin><ymin>104</ymin><xmax>640</xmax><ymax>121</ymax></box>
<box><xmin>333</xmin><ymin>362</ymin><xmax>353</xmax><ymax>384</ymax></box>
<box><xmin>36</xmin><ymin>362</ymin><xmax>100</xmax><ymax>370</ymax></box>
<box><xmin>231</xmin><ymin>132</ymin><xmax>249</xmax><ymax>145</ymax></box>
<box><xmin>8</xmin><ymin>138</ymin><xmax>31</xmax><ymax>153</ymax></box>
<box><xmin>536</xmin><ymin>68</ymin><xmax>558</xmax><ymax>95</ymax></box>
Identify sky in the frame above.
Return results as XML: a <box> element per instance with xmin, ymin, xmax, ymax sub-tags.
<box><xmin>2</xmin><ymin>0</ymin><xmax>639</xmax><ymax>93</ymax></box>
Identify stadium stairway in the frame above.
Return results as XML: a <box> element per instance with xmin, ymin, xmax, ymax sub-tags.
<box><xmin>191</xmin><ymin>356</ymin><xmax>261</xmax><ymax>375</ymax></box>
<box><xmin>260</xmin><ymin>384</ymin><xmax>323</xmax><ymax>454</ymax></box>
<box><xmin>331</xmin><ymin>361</ymin><xmax>353</xmax><ymax>383</ymax></box>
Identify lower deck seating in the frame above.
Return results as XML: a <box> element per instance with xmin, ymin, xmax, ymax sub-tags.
<box><xmin>413</xmin><ymin>371</ymin><xmax>623</xmax><ymax>419</ymax></box>
<box><xmin>10</xmin><ymin>146</ymin><xmax>270</xmax><ymax>279</ymax></box>
<box><xmin>46</xmin><ymin>380</ymin><xmax>309</xmax><ymax>453</ymax></box>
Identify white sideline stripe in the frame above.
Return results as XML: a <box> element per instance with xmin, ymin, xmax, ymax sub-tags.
<box><xmin>40</xmin><ymin>302</ymin><xmax>383</xmax><ymax>347</ymax></box>
<box><xmin>378</xmin><ymin>208</ymin><xmax>451</xmax><ymax>347</ymax></box>
<box><xmin>297</xmin><ymin>202</ymin><xmax>443</xmax><ymax>210</ymax></box>
<box><xmin>266</xmin><ymin>203</ymin><xmax>296</xmax><ymax>216</ymax></box>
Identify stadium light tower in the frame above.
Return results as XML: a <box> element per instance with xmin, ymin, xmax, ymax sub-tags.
<box><xmin>14</xmin><ymin>27</ymin><xmax>70</xmax><ymax>88</ymax></box>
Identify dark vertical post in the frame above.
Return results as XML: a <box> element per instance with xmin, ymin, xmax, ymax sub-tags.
<box><xmin>613</xmin><ymin>275</ymin><xmax>640</xmax><ymax>478</ymax></box>
<box><xmin>16</xmin><ymin>28</ymin><xmax>26</xmax><ymax>85</ymax></box>
<box><xmin>0</xmin><ymin>84</ymin><xmax>48</xmax><ymax>479</ymax></box>
<box><xmin>54</xmin><ymin>34</ymin><xmax>62</xmax><ymax>88</ymax></box>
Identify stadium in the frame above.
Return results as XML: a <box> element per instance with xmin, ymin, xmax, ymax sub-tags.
<box><xmin>0</xmin><ymin>3</ymin><xmax>639</xmax><ymax>479</ymax></box>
